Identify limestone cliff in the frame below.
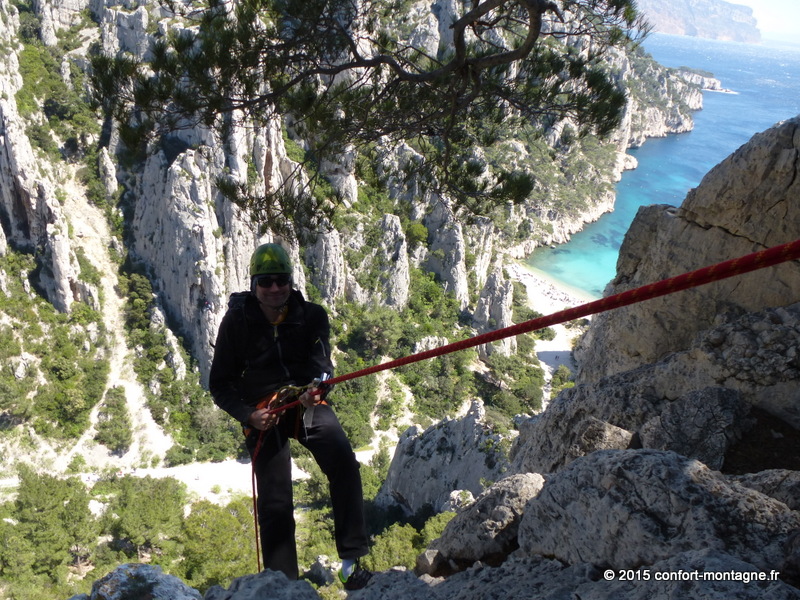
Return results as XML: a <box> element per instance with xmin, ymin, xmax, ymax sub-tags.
<box><xmin>636</xmin><ymin>0</ymin><xmax>761</xmax><ymax>43</ymax></box>
<box><xmin>0</xmin><ymin>1</ymin><xmax>98</xmax><ymax>313</ymax></box>
<box><xmin>575</xmin><ymin>117</ymin><xmax>800</xmax><ymax>392</ymax></box>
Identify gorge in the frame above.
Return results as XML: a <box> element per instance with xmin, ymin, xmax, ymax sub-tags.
<box><xmin>0</xmin><ymin>1</ymin><xmax>798</xmax><ymax>599</ymax></box>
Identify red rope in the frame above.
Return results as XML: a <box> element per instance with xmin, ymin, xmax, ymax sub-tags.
<box><xmin>322</xmin><ymin>238</ymin><xmax>800</xmax><ymax>387</ymax></box>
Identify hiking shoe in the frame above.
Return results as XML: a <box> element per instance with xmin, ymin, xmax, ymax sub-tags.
<box><xmin>339</xmin><ymin>560</ymin><xmax>373</xmax><ymax>591</ymax></box>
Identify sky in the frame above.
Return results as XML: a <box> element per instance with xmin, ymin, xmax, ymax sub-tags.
<box><xmin>732</xmin><ymin>0</ymin><xmax>800</xmax><ymax>42</ymax></box>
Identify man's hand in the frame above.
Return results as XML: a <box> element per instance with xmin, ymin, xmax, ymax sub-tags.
<box><xmin>247</xmin><ymin>407</ymin><xmax>279</xmax><ymax>431</ymax></box>
<box><xmin>299</xmin><ymin>388</ymin><xmax>323</xmax><ymax>408</ymax></box>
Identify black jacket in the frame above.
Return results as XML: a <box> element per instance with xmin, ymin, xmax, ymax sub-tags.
<box><xmin>209</xmin><ymin>289</ymin><xmax>333</xmax><ymax>425</ymax></box>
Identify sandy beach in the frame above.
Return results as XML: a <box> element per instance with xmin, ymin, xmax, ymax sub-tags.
<box><xmin>505</xmin><ymin>260</ymin><xmax>598</xmax><ymax>382</ymax></box>
<box><xmin>505</xmin><ymin>261</ymin><xmax>598</xmax><ymax>316</ymax></box>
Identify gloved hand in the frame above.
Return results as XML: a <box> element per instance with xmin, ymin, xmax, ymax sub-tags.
<box><xmin>299</xmin><ymin>388</ymin><xmax>324</xmax><ymax>408</ymax></box>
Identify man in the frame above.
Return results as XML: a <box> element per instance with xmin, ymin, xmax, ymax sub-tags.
<box><xmin>209</xmin><ymin>242</ymin><xmax>371</xmax><ymax>590</ymax></box>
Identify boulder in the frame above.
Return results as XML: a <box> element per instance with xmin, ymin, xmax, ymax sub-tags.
<box><xmin>418</xmin><ymin>473</ymin><xmax>546</xmax><ymax>576</ymax></box>
<box><xmin>204</xmin><ymin>569</ymin><xmax>319</xmax><ymax>600</ymax></box>
<box><xmin>67</xmin><ymin>563</ymin><xmax>201</xmax><ymax>600</ymax></box>
<box><xmin>375</xmin><ymin>401</ymin><xmax>511</xmax><ymax>516</ymax></box>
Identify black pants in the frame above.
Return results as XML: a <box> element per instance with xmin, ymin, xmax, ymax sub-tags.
<box><xmin>246</xmin><ymin>403</ymin><xmax>369</xmax><ymax>579</ymax></box>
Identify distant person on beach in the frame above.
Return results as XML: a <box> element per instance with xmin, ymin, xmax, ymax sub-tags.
<box><xmin>209</xmin><ymin>243</ymin><xmax>372</xmax><ymax>590</ymax></box>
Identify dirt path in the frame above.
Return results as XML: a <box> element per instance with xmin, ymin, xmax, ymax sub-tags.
<box><xmin>55</xmin><ymin>182</ymin><xmax>173</xmax><ymax>472</ymax></box>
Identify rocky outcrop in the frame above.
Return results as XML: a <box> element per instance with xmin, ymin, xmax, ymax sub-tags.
<box><xmin>33</xmin><ymin>0</ymin><xmax>90</xmax><ymax>46</ymax></box>
<box><xmin>417</xmin><ymin>472</ymin><xmax>545</xmax><ymax>576</ymax></box>
<box><xmin>636</xmin><ymin>0</ymin><xmax>761</xmax><ymax>43</ymax></box>
<box><xmin>375</xmin><ymin>401</ymin><xmax>511</xmax><ymax>516</ymax></box>
<box><xmin>421</xmin><ymin>201</ymin><xmax>469</xmax><ymax>310</ymax></box>
<box><xmin>472</xmin><ymin>267</ymin><xmax>516</xmax><ymax>358</ymax></box>
<box><xmin>576</xmin><ymin>117</ymin><xmax>800</xmax><ymax>386</ymax></box>
<box><xmin>68</xmin><ymin>563</ymin><xmax>202</xmax><ymax>600</ymax></box>
<box><xmin>85</xmin><ymin>549</ymin><xmax>800</xmax><ymax>599</ymax></box>
<box><xmin>520</xmin><ymin>450</ymin><xmax>799</xmax><ymax>572</ymax></box>
<box><xmin>0</xmin><ymin>2</ymin><xmax>95</xmax><ymax>312</ymax></box>
<box><xmin>511</xmin><ymin>302</ymin><xmax>800</xmax><ymax>474</ymax></box>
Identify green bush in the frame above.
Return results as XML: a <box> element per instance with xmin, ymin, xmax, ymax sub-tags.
<box><xmin>550</xmin><ymin>363</ymin><xmax>575</xmax><ymax>398</ymax></box>
<box><xmin>95</xmin><ymin>386</ymin><xmax>133</xmax><ymax>455</ymax></box>
<box><xmin>181</xmin><ymin>498</ymin><xmax>256</xmax><ymax>592</ymax></box>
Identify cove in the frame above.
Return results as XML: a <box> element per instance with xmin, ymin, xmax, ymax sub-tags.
<box><xmin>526</xmin><ymin>33</ymin><xmax>800</xmax><ymax>298</ymax></box>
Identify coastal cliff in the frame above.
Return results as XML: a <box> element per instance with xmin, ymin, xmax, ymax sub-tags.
<box><xmin>636</xmin><ymin>0</ymin><xmax>761</xmax><ymax>43</ymax></box>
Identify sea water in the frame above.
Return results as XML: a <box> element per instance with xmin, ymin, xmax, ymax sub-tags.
<box><xmin>526</xmin><ymin>33</ymin><xmax>800</xmax><ymax>298</ymax></box>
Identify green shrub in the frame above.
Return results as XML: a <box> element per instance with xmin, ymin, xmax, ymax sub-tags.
<box><xmin>95</xmin><ymin>386</ymin><xmax>133</xmax><ymax>455</ymax></box>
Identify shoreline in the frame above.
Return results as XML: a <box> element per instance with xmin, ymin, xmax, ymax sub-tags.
<box><xmin>505</xmin><ymin>260</ymin><xmax>599</xmax><ymax>316</ymax></box>
<box><xmin>505</xmin><ymin>259</ymin><xmax>598</xmax><ymax>404</ymax></box>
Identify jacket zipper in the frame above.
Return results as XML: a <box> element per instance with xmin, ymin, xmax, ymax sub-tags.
<box><xmin>274</xmin><ymin>323</ymin><xmax>291</xmax><ymax>379</ymax></box>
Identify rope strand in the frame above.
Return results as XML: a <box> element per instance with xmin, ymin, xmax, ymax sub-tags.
<box><xmin>324</xmin><ymin>238</ymin><xmax>800</xmax><ymax>387</ymax></box>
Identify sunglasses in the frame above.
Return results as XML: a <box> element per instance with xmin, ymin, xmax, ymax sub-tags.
<box><xmin>256</xmin><ymin>274</ymin><xmax>291</xmax><ymax>288</ymax></box>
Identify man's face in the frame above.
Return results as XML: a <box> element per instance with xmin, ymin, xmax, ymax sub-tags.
<box><xmin>254</xmin><ymin>273</ymin><xmax>292</xmax><ymax>309</ymax></box>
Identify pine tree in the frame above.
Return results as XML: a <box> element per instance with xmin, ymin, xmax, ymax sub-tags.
<box><xmin>181</xmin><ymin>498</ymin><xmax>256</xmax><ymax>591</ymax></box>
<box><xmin>11</xmin><ymin>466</ymin><xmax>97</xmax><ymax>579</ymax></box>
<box><xmin>110</xmin><ymin>475</ymin><xmax>186</xmax><ymax>560</ymax></box>
<box><xmin>89</xmin><ymin>0</ymin><xmax>649</xmax><ymax>233</ymax></box>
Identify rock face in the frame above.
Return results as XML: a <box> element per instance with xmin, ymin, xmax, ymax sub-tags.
<box><xmin>576</xmin><ymin>117</ymin><xmax>800</xmax><ymax>389</ymax></box>
<box><xmin>519</xmin><ymin>450</ymin><xmax>799</xmax><ymax>572</ymax></box>
<box><xmin>374</xmin><ymin>401</ymin><xmax>510</xmax><ymax>516</ymax></box>
<box><xmin>0</xmin><ymin>1</ymin><xmax>96</xmax><ymax>313</ymax></box>
<box><xmin>472</xmin><ymin>267</ymin><xmax>516</xmax><ymax>358</ymax></box>
<box><xmin>636</xmin><ymin>0</ymin><xmax>761</xmax><ymax>43</ymax></box>
<box><xmin>511</xmin><ymin>302</ymin><xmax>800</xmax><ymax>474</ymax></box>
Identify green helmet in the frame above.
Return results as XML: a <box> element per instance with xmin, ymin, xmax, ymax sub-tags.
<box><xmin>250</xmin><ymin>243</ymin><xmax>292</xmax><ymax>276</ymax></box>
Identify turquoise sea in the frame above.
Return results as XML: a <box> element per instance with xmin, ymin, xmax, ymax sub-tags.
<box><xmin>526</xmin><ymin>33</ymin><xmax>800</xmax><ymax>298</ymax></box>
